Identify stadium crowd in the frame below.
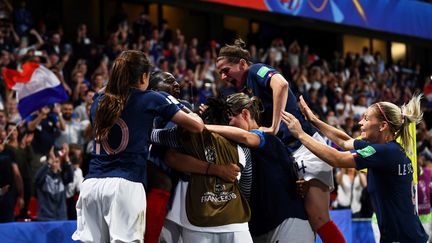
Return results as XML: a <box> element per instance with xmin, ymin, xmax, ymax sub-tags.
<box><xmin>0</xmin><ymin>0</ymin><xmax>431</xmax><ymax>233</ymax></box>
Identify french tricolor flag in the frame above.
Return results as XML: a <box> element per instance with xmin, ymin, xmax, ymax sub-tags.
<box><xmin>2</xmin><ymin>62</ymin><xmax>69</xmax><ymax>118</ymax></box>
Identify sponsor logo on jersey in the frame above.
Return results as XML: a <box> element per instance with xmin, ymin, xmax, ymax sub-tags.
<box><xmin>357</xmin><ymin>146</ymin><xmax>376</xmax><ymax>158</ymax></box>
<box><xmin>257</xmin><ymin>66</ymin><xmax>270</xmax><ymax>78</ymax></box>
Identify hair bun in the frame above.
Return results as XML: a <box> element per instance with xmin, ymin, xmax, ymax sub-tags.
<box><xmin>234</xmin><ymin>38</ymin><xmax>246</xmax><ymax>49</ymax></box>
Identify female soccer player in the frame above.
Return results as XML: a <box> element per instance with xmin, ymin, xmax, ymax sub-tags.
<box><xmin>216</xmin><ymin>39</ymin><xmax>343</xmax><ymax>242</ymax></box>
<box><xmin>206</xmin><ymin>93</ymin><xmax>314</xmax><ymax>242</ymax></box>
<box><xmin>72</xmin><ymin>50</ymin><xmax>203</xmax><ymax>243</ymax></box>
<box><xmin>282</xmin><ymin>95</ymin><xmax>428</xmax><ymax>242</ymax></box>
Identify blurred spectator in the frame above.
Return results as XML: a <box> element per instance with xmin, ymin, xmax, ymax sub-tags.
<box><xmin>159</xmin><ymin>19</ymin><xmax>172</xmax><ymax>44</ymax></box>
<box><xmin>317</xmin><ymin>95</ymin><xmax>330</xmax><ymax>121</ymax></box>
<box><xmin>5</xmin><ymin>98</ymin><xmax>20</xmax><ymax>123</ymax></box>
<box><xmin>325</xmin><ymin>110</ymin><xmax>339</xmax><ymax>127</ymax></box>
<box><xmin>309</xmin><ymin>66</ymin><xmax>323</xmax><ymax>92</ymax></box>
<box><xmin>55</xmin><ymin>102</ymin><xmax>84</xmax><ymax>147</ymax></box>
<box><xmin>45</xmin><ymin>32</ymin><xmax>65</xmax><ymax>56</ymax></box>
<box><xmin>0</xmin><ymin>23</ymin><xmax>19</xmax><ymax>53</ymax></box>
<box><xmin>352</xmin><ymin>94</ymin><xmax>368</xmax><ymax>120</ymax></box>
<box><xmin>287</xmin><ymin>39</ymin><xmax>300</xmax><ymax>71</ymax></box>
<box><xmin>335</xmin><ymin>168</ymin><xmax>367</xmax><ymax>217</ymax></box>
<box><xmin>0</xmin><ymin>126</ymin><xmax>24</xmax><ymax>222</ymax></box>
<box><xmin>0</xmin><ymin>109</ymin><xmax>7</xmax><ymax>129</ymax></box>
<box><xmin>73</xmin><ymin>89</ymin><xmax>94</xmax><ymax>122</ymax></box>
<box><xmin>361</xmin><ymin>46</ymin><xmax>375</xmax><ymax>65</ymax></box>
<box><xmin>34</xmin><ymin>145</ymin><xmax>73</xmax><ymax>221</ymax></box>
<box><xmin>132</xmin><ymin>12</ymin><xmax>152</xmax><ymax>38</ymax></box>
<box><xmin>417</xmin><ymin>156</ymin><xmax>432</xmax><ymax>241</ymax></box>
<box><xmin>374</xmin><ymin>52</ymin><xmax>385</xmax><ymax>74</ymax></box>
<box><xmin>93</xmin><ymin>55</ymin><xmax>109</xmax><ymax>81</ymax></box>
<box><xmin>16</xmin><ymin>28</ymin><xmax>44</xmax><ymax>57</ymax></box>
<box><xmin>5</xmin><ymin>122</ymin><xmax>34</xmax><ymax>219</ymax></box>
<box><xmin>292</xmin><ymin>66</ymin><xmax>309</xmax><ymax>96</ymax></box>
<box><xmin>342</xmin><ymin>117</ymin><xmax>356</xmax><ymax>137</ymax></box>
<box><xmin>65</xmin><ymin>143</ymin><xmax>83</xmax><ymax>220</ymax></box>
<box><xmin>197</xmin><ymin>79</ymin><xmax>215</xmax><ymax>105</ymax></box>
<box><xmin>299</xmin><ymin>44</ymin><xmax>309</xmax><ymax>67</ymax></box>
<box><xmin>108</xmin><ymin>3</ymin><xmax>127</xmax><ymax>33</ymax></box>
<box><xmin>0</xmin><ymin>0</ymin><xmax>12</xmax><ymax>21</ymax></box>
<box><xmin>26</xmin><ymin>105</ymin><xmax>64</xmax><ymax>161</ymax></box>
<box><xmin>424</xmin><ymin>76</ymin><xmax>432</xmax><ymax>108</ymax></box>
<box><xmin>13</xmin><ymin>0</ymin><xmax>33</xmax><ymax>37</ymax></box>
<box><xmin>90</xmin><ymin>72</ymin><xmax>105</xmax><ymax>93</ymax></box>
<box><xmin>249</xmin><ymin>44</ymin><xmax>260</xmax><ymax>63</ymax></box>
<box><xmin>71</xmin><ymin>69</ymin><xmax>89</xmax><ymax>105</ymax></box>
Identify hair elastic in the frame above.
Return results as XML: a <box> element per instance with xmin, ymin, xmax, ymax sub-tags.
<box><xmin>401</xmin><ymin>112</ymin><xmax>407</xmax><ymax>123</ymax></box>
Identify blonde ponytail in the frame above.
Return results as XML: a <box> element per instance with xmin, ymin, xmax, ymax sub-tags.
<box><xmin>374</xmin><ymin>94</ymin><xmax>423</xmax><ymax>155</ymax></box>
<box><xmin>398</xmin><ymin>94</ymin><xmax>423</xmax><ymax>155</ymax></box>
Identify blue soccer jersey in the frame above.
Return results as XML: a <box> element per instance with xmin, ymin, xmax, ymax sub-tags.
<box><xmin>86</xmin><ymin>89</ymin><xmax>180</xmax><ymax>184</ymax></box>
<box><xmin>152</xmin><ymin>91</ymin><xmax>186</xmax><ymax>129</ymax></box>
<box><xmin>249</xmin><ymin>130</ymin><xmax>307</xmax><ymax>236</ymax></box>
<box><xmin>147</xmin><ymin>91</ymin><xmax>188</xmax><ymax>176</ymax></box>
<box><xmin>246</xmin><ymin>63</ymin><xmax>316</xmax><ymax>150</ymax></box>
<box><xmin>352</xmin><ymin>139</ymin><xmax>428</xmax><ymax>242</ymax></box>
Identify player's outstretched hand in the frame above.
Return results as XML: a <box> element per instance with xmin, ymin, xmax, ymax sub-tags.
<box><xmin>281</xmin><ymin>111</ymin><xmax>303</xmax><ymax>139</ymax></box>
<box><xmin>298</xmin><ymin>95</ymin><xmax>318</xmax><ymax>123</ymax></box>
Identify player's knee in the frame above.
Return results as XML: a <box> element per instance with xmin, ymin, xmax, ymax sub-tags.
<box><xmin>305</xmin><ymin>211</ymin><xmax>329</xmax><ymax>231</ymax></box>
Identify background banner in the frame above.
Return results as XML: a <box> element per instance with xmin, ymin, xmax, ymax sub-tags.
<box><xmin>205</xmin><ymin>0</ymin><xmax>432</xmax><ymax>40</ymax></box>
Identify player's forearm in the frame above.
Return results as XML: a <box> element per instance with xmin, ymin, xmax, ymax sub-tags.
<box><xmin>312</xmin><ymin>118</ymin><xmax>353</xmax><ymax>150</ymax></box>
<box><xmin>165</xmin><ymin>150</ymin><xmax>208</xmax><ymax>174</ymax></box>
<box><xmin>205</xmin><ymin>125</ymin><xmax>260</xmax><ymax>147</ymax></box>
<box><xmin>270</xmin><ymin>75</ymin><xmax>288</xmax><ymax>134</ymax></box>
<box><xmin>297</xmin><ymin>132</ymin><xmax>355</xmax><ymax>168</ymax></box>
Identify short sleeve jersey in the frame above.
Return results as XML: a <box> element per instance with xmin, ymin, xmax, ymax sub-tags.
<box><xmin>147</xmin><ymin>91</ymin><xmax>187</xmax><ymax>177</ymax></box>
<box><xmin>152</xmin><ymin>91</ymin><xmax>186</xmax><ymax>129</ymax></box>
<box><xmin>86</xmin><ymin>89</ymin><xmax>180</xmax><ymax>184</ymax></box>
<box><xmin>352</xmin><ymin>139</ymin><xmax>427</xmax><ymax>242</ymax></box>
<box><xmin>249</xmin><ymin>130</ymin><xmax>307</xmax><ymax>236</ymax></box>
<box><xmin>246</xmin><ymin>63</ymin><xmax>316</xmax><ymax>150</ymax></box>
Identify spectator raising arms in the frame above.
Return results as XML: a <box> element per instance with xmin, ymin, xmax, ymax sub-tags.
<box><xmin>34</xmin><ymin>145</ymin><xmax>73</xmax><ymax>221</ymax></box>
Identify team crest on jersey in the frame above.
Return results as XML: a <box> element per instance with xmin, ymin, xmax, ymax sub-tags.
<box><xmin>357</xmin><ymin>146</ymin><xmax>376</xmax><ymax>158</ymax></box>
<box><xmin>204</xmin><ymin>146</ymin><xmax>216</xmax><ymax>163</ymax></box>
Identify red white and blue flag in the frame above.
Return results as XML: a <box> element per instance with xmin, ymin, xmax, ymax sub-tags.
<box><xmin>2</xmin><ymin>62</ymin><xmax>69</xmax><ymax>118</ymax></box>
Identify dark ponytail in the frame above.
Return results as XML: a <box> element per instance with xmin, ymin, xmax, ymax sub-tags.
<box><xmin>94</xmin><ymin>50</ymin><xmax>151</xmax><ymax>141</ymax></box>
